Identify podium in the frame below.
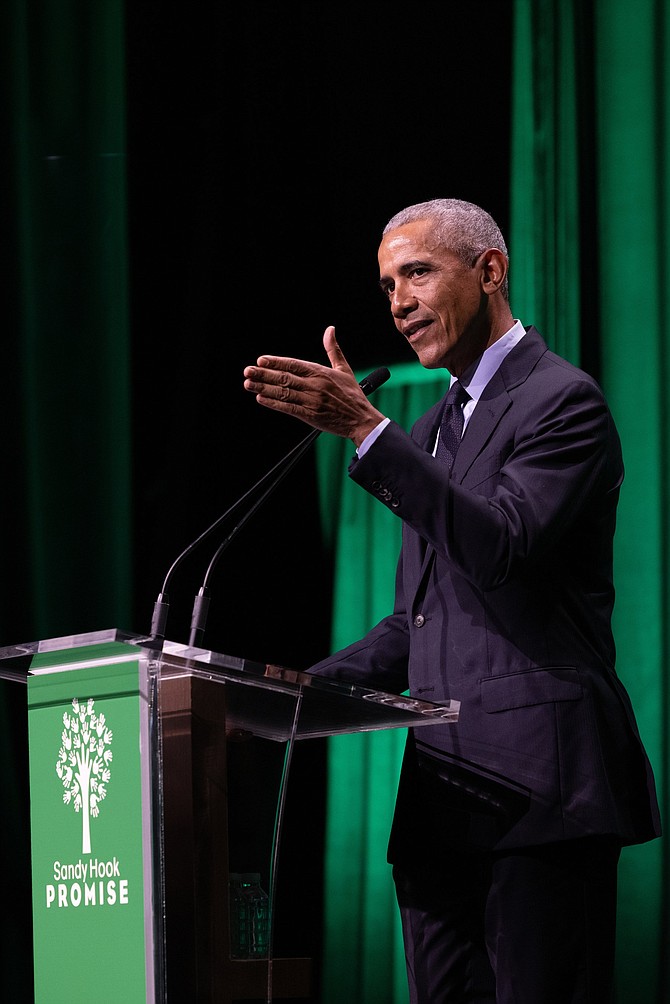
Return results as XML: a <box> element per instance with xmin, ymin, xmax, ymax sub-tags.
<box><xmin>0</xmin><ymin>628</ymin><xmax>459</xmax><ymax>1002</ymax></box>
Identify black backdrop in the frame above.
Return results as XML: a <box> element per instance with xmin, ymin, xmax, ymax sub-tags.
<box><xmin>123</xmin><ymin>4</ymin><xmax>512</xmax><ymax>987</ymax></box>
<box><xmin>124</xmin><ymin>3</ymin><xmax>512</xmax><ymax>661</ymax></box>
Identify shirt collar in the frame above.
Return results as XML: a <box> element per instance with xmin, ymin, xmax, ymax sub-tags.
<box><xmin>451</xmin><ymin>320</ymin><xmax>526</xmax><ymax>403</ymax></box>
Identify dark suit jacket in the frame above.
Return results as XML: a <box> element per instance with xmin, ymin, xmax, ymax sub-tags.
<box><xmin>310</xmin><ymin>327</ymin><xmax>661</xmax><ymax>856</ymax></box>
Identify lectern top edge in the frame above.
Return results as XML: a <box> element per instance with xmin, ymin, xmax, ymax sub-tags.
<box><xmin>0</xmin><ymin>627</ymin><xmax>460</xmax><ymax>730</ymax></box>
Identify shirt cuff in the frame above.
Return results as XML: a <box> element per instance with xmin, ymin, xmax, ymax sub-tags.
<box><xmin>357</xmin><ymin>417</ymin><xmax>391</xmax><ymax>456</ymax></box>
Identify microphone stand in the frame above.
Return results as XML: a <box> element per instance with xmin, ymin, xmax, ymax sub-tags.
<box><xmin>149</xmin><ymin>427</ymin><xmax>319</xmax><ymax>643</ymax></box>
<box><xmin>186</xmin><ymin>365</ymin><xmax>390</xmax><ymax>647</ymax></box>
<box><xmin>148</xmin><ymin>366</ymin><xmax>390</xmax><ymax>646</ymax></box>
<box><xmin>188</xmin><ymin>428</ymin><xmax>320</xmax><ymax>646</ymax></box>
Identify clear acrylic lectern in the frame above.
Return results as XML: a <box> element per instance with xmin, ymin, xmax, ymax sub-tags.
<box><xmin>0</xmin><ymin>628</ymin><xmax>459</xmax><ymax>1003</ymax></box>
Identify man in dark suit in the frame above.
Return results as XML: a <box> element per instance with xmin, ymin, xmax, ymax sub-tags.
<box><xmin>243</xmin><ymin>199</ymin><xmax>661</xmax><ymax>1002</ymax></box>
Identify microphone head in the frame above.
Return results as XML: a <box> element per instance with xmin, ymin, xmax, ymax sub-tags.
<box><xmin>359</xmin><ymin>367</ymin><xmax>391</xmax><ymax>396</ymax></box>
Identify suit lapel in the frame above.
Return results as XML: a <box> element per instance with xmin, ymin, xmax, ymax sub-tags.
<box><xmin>451</xmin><ymin>326</ymin><xmax>547</xmax><ymax>482</ymax></box>
<box><xmin>413</xmin><ymin>395</ymin><xmax>444</xmax><ymax>453</ymax></box>
<box><xmin>409</xmin><ymin>327</ymin><xmax>548</xmax><ymax>589</ymax></box>
<box><xmin>450</xmin><ymin>372</ymin><xmax>511</xmax><ymax>481</ymax></box>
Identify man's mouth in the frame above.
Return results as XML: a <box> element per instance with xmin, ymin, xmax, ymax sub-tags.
<box><xmin>404</xmin><ymin>320</ymin><xmax>431</xmax><ymax>341</ymax></box>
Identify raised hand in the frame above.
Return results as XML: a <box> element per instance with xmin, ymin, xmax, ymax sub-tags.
<box><xmin>243</xmin><ymin>326</ymin><xmax>385</xmax><ymax>445</ymax></box>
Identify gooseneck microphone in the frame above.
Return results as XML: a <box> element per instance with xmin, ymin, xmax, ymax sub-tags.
<box><xmin>187</xmin><ymin>366</ymin><xmax>391</xmax><ymax>646</ymax></box>
<box><xmin>148</xmin><ymin>366</ymin><xmax>391</xmax><ymax>645</ymax></box>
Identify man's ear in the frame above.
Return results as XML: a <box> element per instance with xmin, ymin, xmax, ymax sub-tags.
<box><xmin>478</xmin><ymin>248</ymin><xmax>508</xmax><ymax>295</ymax></box>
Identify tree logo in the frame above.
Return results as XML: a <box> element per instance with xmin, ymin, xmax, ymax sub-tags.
<box><xmin>55</xmin><ymin>698</ymin><xmax>114</xmax><ymax>854</ymax></box>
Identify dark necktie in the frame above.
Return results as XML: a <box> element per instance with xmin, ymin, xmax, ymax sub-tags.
<box><xmin>436</xmin><ymin>381</ymin><xmax>469</xmax><ymax>470</ymax></box>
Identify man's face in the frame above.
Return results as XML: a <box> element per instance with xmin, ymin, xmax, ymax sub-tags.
<box><xmin>378</xmin><ymin>218</ymin><xmax>490</xmax><ymax>375</ymax></box>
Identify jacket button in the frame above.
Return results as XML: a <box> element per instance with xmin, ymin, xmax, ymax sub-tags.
<box><xmin>413</xmin><ymin>614</ymin><xmax>426</xmax><ymax>628</ymax></box>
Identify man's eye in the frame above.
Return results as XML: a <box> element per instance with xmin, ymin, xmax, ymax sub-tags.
<box><xmin>409</xmin><ymin>267</ymin><xmax>428</xmax><ymax>278</ymax></box>
<box><xmin>381</xmin><ymin>285</ymin><xmax>394</xmax><ymax>298</ymax></box>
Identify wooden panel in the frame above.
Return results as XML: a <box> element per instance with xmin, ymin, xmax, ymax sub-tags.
<box><xmin>160</xmin><ymin>675</ymin><xmax>312</xmax><ymax>1002</ymax></box>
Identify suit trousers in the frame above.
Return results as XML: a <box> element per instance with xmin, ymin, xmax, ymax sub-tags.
<box><xmin>393</xmin><ymin>836</ymin><xmax>621</xmax><ymax>1004</ymax></box>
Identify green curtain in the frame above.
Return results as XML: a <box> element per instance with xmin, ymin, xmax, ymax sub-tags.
<box><xmin>316</xmin><ymin>2</ymin><xmax>668</xmax><ymax>1000</ymax></box>
<box><xmin>594</xmin><ymin>2</ymin><xmax>669</xmax><ymax>998</ymax></box>
<box><xmin>1</xmin><ymin>4</ymin><xmax>130</xmax><ymax>1000</ymax></box>
<box><xmin>2</xmin><ymin>0</ymin><xmax>132</xmax><ymax>643</ymax></box>
<box><xmin>510</xmin><ymin>0</ymin><xmax>668</xmax><ymax>999</ymax></box>
<box><xmin>509</xmin><ymin>0</ymin><xmax>582</xmax><ymax>364</ymax></box>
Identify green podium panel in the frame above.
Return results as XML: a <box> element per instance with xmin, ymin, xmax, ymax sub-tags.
<box><xmin>27</xmin><ymin>642</ymin><xmax>156</xmax><ymax>1002</ymax></box>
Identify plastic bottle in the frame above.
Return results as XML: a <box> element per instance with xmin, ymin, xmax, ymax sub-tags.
<box><xmin>229</xmin><ymin>872</ymin><xmax>269</xmax><ymax>959</ymax></box>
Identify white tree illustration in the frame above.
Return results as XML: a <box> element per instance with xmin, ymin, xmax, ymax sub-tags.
<box><xmin>55</xmin><ymin>697</ymin><xmax>113</xmax><ymax>854</ymax></box>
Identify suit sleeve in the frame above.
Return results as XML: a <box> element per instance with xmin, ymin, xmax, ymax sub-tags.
<box><xmin>348</xmin><ymin>374</ymin><xmax>622</xmax><ymax>592</ymax></box>
<box><xmin>309</xmin><ymin>548</ymin><xmax>411</xmax><ymax>693</ymax></box>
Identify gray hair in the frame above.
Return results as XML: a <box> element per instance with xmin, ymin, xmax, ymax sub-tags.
<box><xmin>383</xmin><ymin>198</ymin><xmax>509</xmax><ymax>301</ymax></box>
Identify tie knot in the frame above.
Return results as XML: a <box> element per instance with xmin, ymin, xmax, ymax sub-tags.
<box><xmin>446</xmin><ymin>380</ymin><xmax>468</xmax><ymax>407</ymax></box>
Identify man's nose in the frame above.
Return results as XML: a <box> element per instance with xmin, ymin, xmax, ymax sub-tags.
<box><xmin>391</xmin><ymin>282</ymin><xmax>416</xmax><ymax>317</ymax></box>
